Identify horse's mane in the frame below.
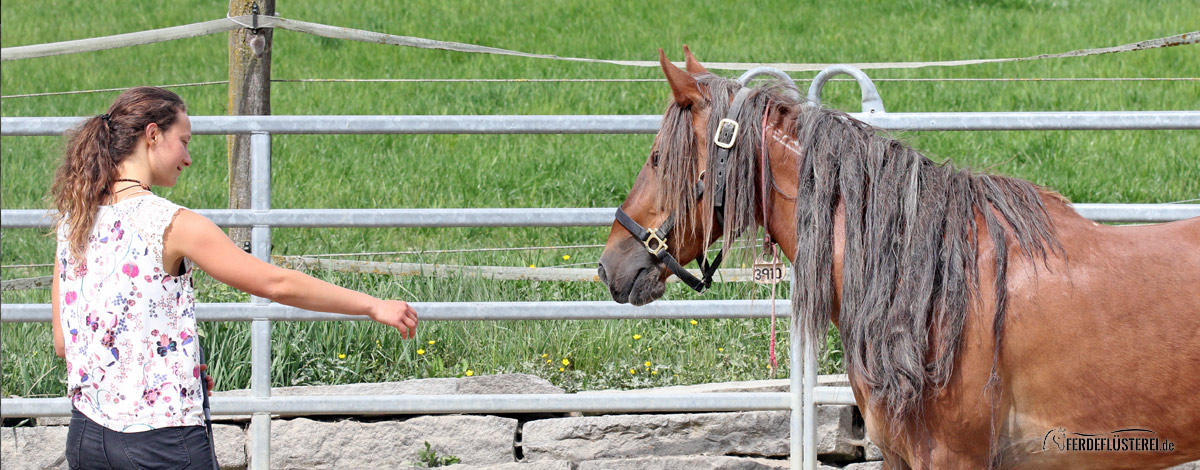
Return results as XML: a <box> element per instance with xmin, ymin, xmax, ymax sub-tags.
<box><xmin>655</xmin><ymin>74</ymin><xmax>1062</xmax><ymax>425</ymax></box>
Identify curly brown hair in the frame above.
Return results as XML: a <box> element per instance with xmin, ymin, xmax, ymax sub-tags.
<box><xmin>51</xmin><ymin>86</ymin><xmax>187</xmax><ymax>259</ymax></box>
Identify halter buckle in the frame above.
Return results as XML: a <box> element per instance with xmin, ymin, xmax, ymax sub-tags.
<box><xmin>713</xmin><ymin>119</ymin><xmax>740</xmax><ymax>149</ymax></box>
<box><xmin>643</xmin><ymin>229</ymin><xmax>668</xmax><ymax>256</ymax></box>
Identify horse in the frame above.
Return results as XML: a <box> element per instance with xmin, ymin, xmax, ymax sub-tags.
<box><xmin>596</xmin><ymin>47</ymin><xmax>1200</xmax><ymax>469</ymax></box>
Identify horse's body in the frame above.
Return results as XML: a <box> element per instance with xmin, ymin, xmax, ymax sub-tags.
<box><xmin>598</xmin><ymin>48</ymin><xmax>1200</xmax><ymax>469</ymax></box>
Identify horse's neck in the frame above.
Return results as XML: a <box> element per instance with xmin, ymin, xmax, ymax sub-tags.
<box><xmin>761</xmin><ymin>123</ymin><xmax>848</xmax><ymax>325</ymax></box>
<box><xmin>761</xmin><ymin>125</ymin><xmax>800</xmax><ymax>261</ymax></box>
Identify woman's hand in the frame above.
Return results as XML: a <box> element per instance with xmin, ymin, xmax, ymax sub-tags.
<box><xmin>198</xmin><ymin>364</ymin><xmax>215</xmax><ymax>396</ymax></box>
<box><xmin>368</xmin><ymin>300</ymin><xmax>419</xmax><ymax>339</ymax></box>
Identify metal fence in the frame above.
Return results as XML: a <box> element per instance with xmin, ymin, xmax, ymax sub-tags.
<box><xmin>2</xmin><ymin>67</ymin><xmax>1198</xmax><ymax>470</ymax></box>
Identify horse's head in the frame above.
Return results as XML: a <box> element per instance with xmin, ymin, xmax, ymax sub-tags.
<box><xmin>597</xmin><ymin>47</ymin><xmax>734</xmax><ymax>305</ymax></box>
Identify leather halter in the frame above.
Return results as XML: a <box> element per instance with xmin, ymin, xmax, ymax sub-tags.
<box><xmin>614</xmin><ymin>87</ymin><xmax>755</xmax><ymax>293</ymax></box>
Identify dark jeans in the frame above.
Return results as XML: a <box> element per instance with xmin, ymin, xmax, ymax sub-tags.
<box><xmin>66</xmin><ymin>408</ymin><xmax>216</xmax><ymax>470</ymax></box>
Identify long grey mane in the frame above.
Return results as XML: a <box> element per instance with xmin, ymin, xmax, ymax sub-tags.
<box><xmin>655</xmin><ymin>74</ymin><xmax>1062</xmax><ymax>425</ymax></box>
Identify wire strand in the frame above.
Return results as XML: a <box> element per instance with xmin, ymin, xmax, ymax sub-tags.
<box><xmin>3</xmin><ymin>77</ymin><xmax>1196</xmax><ymax>99</ymax></box>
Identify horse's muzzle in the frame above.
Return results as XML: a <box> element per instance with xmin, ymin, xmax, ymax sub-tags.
<box><xmin>598</xmin><ymin>238</ymin><xmax>666</xmax><ymax>306</ymax></box>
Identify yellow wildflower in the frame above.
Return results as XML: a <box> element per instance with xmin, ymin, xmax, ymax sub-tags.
<box><xmin>338</xmin><ymin>353</ymin><xmax>346</xmax><ymax>360</ymax></box>
<box><xmin>562</xmin><ymin>358</ymin><xmax>571</xmax><ymax>366</ymax></box>
<box><xmin>562</xmin><ymin>255</ymin><xmax>571</xmax><ymax>261</ymax></box>
<box><xmin>529</xmin><ymin>264</ymin><xmax>537</xmax><ymax>269</ymax></box>
<box><xmin>690</xmin><ymin>320</ymin><xmax>698</xmax><ymax>325</ymax></box>
<box><xmin>718</xmin><ymin>347</ymin><xmax>725</xmax><ymax>352</ymax></box>
<box><xmin>644</xmin><ymin>361</ymin><xmax>652</xmax><ymax>367</ymax></box>
<box><xmin>466</xmin><ymin>370</ymin><xmax>474</xmax><ymax>377</ymax></box>
<box><xmin>417</xmin><ymin>349</ymin><xmax>426</xmax><ymax>355</ymax></box>
<box><xmin>541</xmin><ymin>353</ymin><xmax>548</xmax><ymax>358</ymax></box>
<box><xmin>652</xmin><ymin>370</ymin><xmax>658</xmax><ymax>375</ymax></box>
<box><xmin>629</xmin><ymin>369</ymin><xmax>636</xmax><ymax>375</ymax></box>
<box><xmin>633</xmin><ymin>334</ymin><xmax>642</xmax><ymax>340</ymax></box>
<box><xmin>428</xmin><ymin>340</ymin><xmax>436</xmax><ymax>345</ymax></box>
<box><xmin>559</xmin><ymin>367</ymin><xmax>565</xmax><ymax>372</ymax></box>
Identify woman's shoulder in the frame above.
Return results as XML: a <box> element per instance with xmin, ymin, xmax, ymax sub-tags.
<box><xmin>132</xmin><ymin>194</ymin><xmax>189</xmax><ymax>212</ymax></box>
<box><xmin>124</xmin><ymin>195</ymin><xmax>191</xmax><ymax>237</ymax></box>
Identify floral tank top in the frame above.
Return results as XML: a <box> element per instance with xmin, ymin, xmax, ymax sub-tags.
<box><xmin>56</xmin><ymin>195</ymin><xmax>202</xmax><ymax>432</ymax></box>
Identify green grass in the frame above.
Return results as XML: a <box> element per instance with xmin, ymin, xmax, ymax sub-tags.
<box><xmin>2</xmin><ymin>0</ymin><xmax>1197</xmax><ymax>397</ymax></box>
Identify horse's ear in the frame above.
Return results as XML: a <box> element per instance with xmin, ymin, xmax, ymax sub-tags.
<box><xmin>659</xmin><ymin>48</ymin><xmax>703</xmax><ymax>107</ymax></box>
<box><xmin>683</xmin><ymin>45</ymin><xmax>709</xmax><ymax>75</ymax></box>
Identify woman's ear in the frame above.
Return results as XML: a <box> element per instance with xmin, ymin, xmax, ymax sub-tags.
<box><xmin>145</xmin><ymin>122</ymin><xmax>161</xmax><ymax>144</ymax></box>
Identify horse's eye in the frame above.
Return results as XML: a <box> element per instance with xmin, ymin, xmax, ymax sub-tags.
<box><xmin>651</xmin><ymin>150</ymin><xmax>661</xmax><ymax>167</ymax></box>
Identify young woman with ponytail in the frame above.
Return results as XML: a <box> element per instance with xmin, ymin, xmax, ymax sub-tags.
<box><xmin>50</xmin><ymin>87</ymin><xmax>419</xmax><ymax>469</ymax></box>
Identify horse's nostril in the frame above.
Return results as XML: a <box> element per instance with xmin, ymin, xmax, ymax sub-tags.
<box><xmin>597</xmin><ymin>262</ymin><xmax>609</xmax><ymax>284</ymax></box>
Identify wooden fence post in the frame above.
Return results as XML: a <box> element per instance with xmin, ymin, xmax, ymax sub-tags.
<box><xmin>228</xmin><ymin>0</ymin><xmax>274</xmax><ymax>250</ymax></box>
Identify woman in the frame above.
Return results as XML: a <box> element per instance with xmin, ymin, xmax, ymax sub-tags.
<box><xmin>50</xmin><ymin>87</ymin><xmax>419</xmax><ymax>469</ymax></box>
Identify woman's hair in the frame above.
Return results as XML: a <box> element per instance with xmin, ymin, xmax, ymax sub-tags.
<box><xmin>51</xmin><ymin>86</ymin><xmax>187</xmax><ymax>259</ymax></box>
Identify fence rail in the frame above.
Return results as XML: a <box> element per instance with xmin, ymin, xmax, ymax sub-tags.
<box><xmin>1</xmin><ymin>300</ymin><xmax>788</xmax><ymax>322</ymax></box>
<box><xmin>2</xmin><ymin>390</ymin><xmax>859</xmax><ymax>418</ymax></box>
<box><xmin>5</xmin><ymin>111</ymin><xmax>1200</xmax><ymax>136</ymax></box>
<box><xmin>5</xmin><ymin>203</ymin><xmax>1198</xmax><ymax>229</ymax></box>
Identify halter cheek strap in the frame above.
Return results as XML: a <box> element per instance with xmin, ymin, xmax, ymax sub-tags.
<box><xmin>613</xmin><ymin>87</ymin><xmax>754</xmax><ymax>294</ymax></box>
<box><xmin>709</xmin><ymin>87</ymin><xmax>756</xmax><ymax>228</ymax></box>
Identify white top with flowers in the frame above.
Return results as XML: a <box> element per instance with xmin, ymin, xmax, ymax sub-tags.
<box><xmin>56</xmin><ymin>194</ymin><xmax>202</xmax><ymax>432</ymax></box>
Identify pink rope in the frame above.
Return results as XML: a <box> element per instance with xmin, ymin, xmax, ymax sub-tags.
<box><xmin>761</xmin><ymin>102</ymin><xmax>780</xmax><ymax>374</ymax></box>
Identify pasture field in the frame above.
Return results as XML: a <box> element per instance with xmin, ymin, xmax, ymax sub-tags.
<box><xmin>2</xmin><ymin>0</ymin><xmax>1197</xmax><ymax>398</ymax></box>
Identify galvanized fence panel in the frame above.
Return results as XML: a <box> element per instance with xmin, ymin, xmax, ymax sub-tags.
<box><xmin>3</xmin><ymin>103</ymin><xmax>1198</xmax><ymax>470</ymax></box>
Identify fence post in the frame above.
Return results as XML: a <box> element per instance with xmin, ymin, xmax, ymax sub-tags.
<box><xmin>248</xmin><ymin>132</ymin><xmax>273</xmax><ymax>469</ymax></box>
<box><xmin>790</xmin><ymin>312</ymin><xmax>802</xmax><ymax>470</ymax></box>
<box><xmin>803</xmin><ymin>331</ymin><xmax>818</xmax><ymax>470</ymax></box>
<box><xmin>228</xmin><ymin>0</ymin><xmax>275</xmax><ymax>251</ymax></box>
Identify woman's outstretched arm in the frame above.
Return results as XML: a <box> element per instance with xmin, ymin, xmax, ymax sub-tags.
<box><xmin>163</xmin><ymin>209</ymin><xmax>418</xmax><ymax>338</ymax></box>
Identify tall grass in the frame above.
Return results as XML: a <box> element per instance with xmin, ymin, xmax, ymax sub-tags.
<box><xmin>2</xmin><ymin>0</ymin><xmax>1196</xmax><ymax>397</ymax></box>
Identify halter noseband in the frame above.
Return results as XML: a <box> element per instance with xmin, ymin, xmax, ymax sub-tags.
<box><xmin>614</xmin><ymin>87</ymin><xmax>755</xmax><ymax>293</ymax></box>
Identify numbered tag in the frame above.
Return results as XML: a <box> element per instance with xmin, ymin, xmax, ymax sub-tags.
<box><xmin>752</xmin><ymin>255</ymin><xmax>785</xmax><ymax>285</ymax></box>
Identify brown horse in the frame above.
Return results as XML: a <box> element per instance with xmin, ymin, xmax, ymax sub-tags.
<box><xmin>597</xmin><ymin>47</ymin><xmax>1200</xmax><ymax>469</ymax></box>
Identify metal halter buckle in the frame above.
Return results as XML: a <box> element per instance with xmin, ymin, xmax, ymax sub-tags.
<box><xmin>713</xmin><ymin>119</ymin><xmax>740</xmax><ymax>149</ymax></box>
<box><xmin>642</xmin><ymin>229</ymin><xmax>667</xmax><ymax>256</ymax></box>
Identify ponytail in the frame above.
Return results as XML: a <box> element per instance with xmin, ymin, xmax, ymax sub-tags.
<box><xmin>50</xmin><ymin>87</ymin><xmax>186</xmax><ymax>260</ymax></box>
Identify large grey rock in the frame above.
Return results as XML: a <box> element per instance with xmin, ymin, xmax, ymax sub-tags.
<box><xmin>214</xmin><ymin>424</ymin><xmax>247</xmax><ymax>469</ymax></box>
<box><xmin>862</xmin><ymin>433</ymin><xmax>884</xmax><ymax>461</ymax></box>
<box><xmin>442</xmin><ymin>462</ymin><xmax>573</xmax><ymax>470</ymax></box>
<box><xmin>523</xmin><ymin>406</ymin><xmax>862</xmax><ymax>463</ymax></box>
<box><xmin>268</xmin><ymin>415</ymin><xmax>517</xmax><ymax>470</ymax></box>
<box><xmin>1</xmin><ymin>426</ymin><xmax>69</xmax><ymax>470</ymax></box>
<box><xmin>217</xmin><ymin>373</ymin><xmax>563</xmax><ymax>398</ymax></box>
<box><xmin>214</xmin><ymin>374</ymin><xmax>563</xmax><ymax>421</ymax></box>
<box><xmin>844</xmin><ymin>462</ymin><xmax>884</xmax><ymax>470</ymax></box>
<box><xmin>579</xmin><ymin>375</ymin><xmax>851</xmax><ymax>396</ymax></box>
<box><xmin>33</xmin><ymin>417</ymin><xmax>70</xmax><ymax>427</ymax></box>
<box><xmin>817</xmin><ymin>405</ymin><xmax>862</xmax><ymax>461</ymax></box>
<box><xmin>577</xmin><ymin>456</ymin><xmax>808</xmax><ymax>470</ymax></box>
<box><xmin>522</xmin><ymin>411</ymin><xmax>790</xmax><ymax>461</ymax></box>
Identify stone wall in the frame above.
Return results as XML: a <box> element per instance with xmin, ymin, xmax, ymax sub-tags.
<box><xmin>4</xmin><ymin>374</ymin><xmax>1197</xmax><ymax>470</ymax></box>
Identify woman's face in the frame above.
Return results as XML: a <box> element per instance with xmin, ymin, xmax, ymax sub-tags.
<box><xmin>148</xmin><ymin>110</ymin><xmax>192</xmax><ymax>187</ymax></box>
